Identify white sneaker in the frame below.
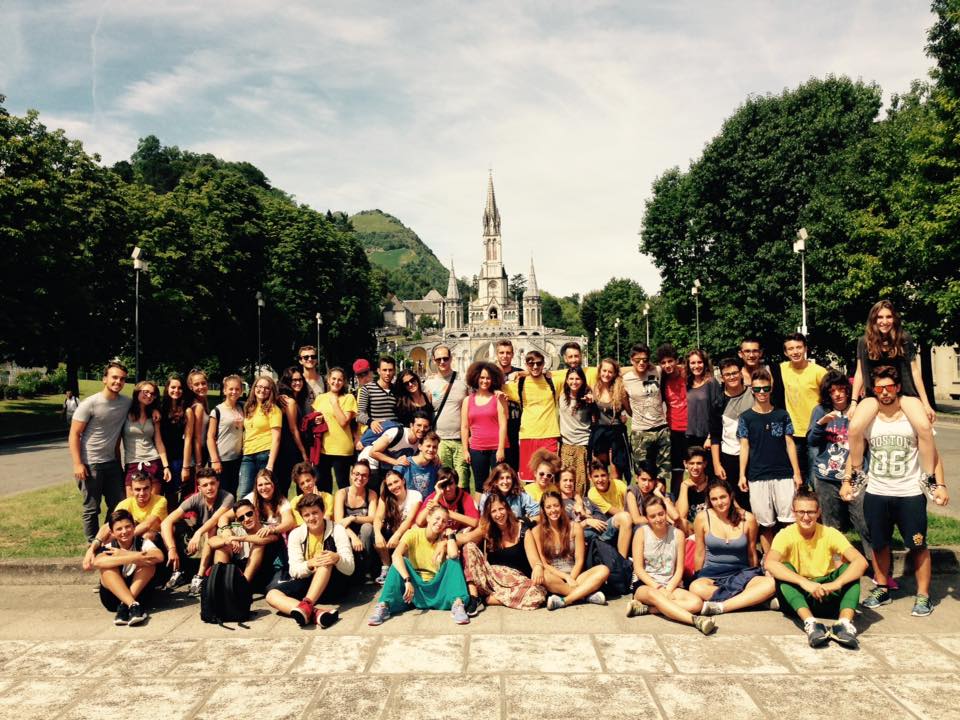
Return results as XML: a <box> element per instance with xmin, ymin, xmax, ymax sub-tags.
<box><xmin>188</xmin><ymin>574</ymin><xmax>204</xmax><ymax>597</ymax></box>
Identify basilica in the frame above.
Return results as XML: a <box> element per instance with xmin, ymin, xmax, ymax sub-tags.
<box><xmin>400</xmin><ymin>174</ymin><xmax>587</xmax><ymax>375</ymax></box>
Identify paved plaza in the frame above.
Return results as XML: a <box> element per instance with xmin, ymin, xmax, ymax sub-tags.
<box><xmin>0</xmin><ymin>577</ymin><xmax>959</xmax><ymax>719</ymax></box>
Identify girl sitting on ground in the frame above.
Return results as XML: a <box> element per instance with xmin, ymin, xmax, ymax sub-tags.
<box><xmin>373</xmin><ymin>469</ymin><xmax>423</xmax><ymax>585</ymax></box>
<box><xmin>626</xmin><ymin>494</ymin><xmax>717</xmax><ymax>635</ymax></box>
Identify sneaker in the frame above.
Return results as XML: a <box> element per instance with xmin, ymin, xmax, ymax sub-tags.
<box><xmin>114</xmin><ymin>604</ymin><xmax>130</xmax><ymax>626</ymax></box>
<box><xmin>451</xmin><ymin>599</ymin><xmax>470</xmax><ymax>625</ymax></box>
<box><xmin>291</xmin><ymin>598</ymin><xmax>315</xmax><ymax>627</ymax></box>
<box><xmin>805</xmin><ymin>620</ymin><xmax>830</xmax><ymax>648</ymax></box>
<box><xmin>368</xmin><ymin>602</ymin><xmax>391</xmax><ymax>626</ymax></box>
<box><xmin>626</xmin><ymin>600</ymin><xmax>648</xmax><ymax>617</ymax></box>
<box><xmin>465</xmin><ymin>596</ymin><xmax>484</xmax><ymax>617</ymax></box>
<box><xmin>911</xmin><ymin>594</ymin><xmax>933</xmax><ymax>617</ymax></box>
<box><xmin>764</xmin><ymin>597</ymin><xmax>780</xmax><ymax>612</ymax></box>
<box><xmin>188</xmin><ymin>574</ymin><xmax>204</xmax><ymax>597</ymax></box>
<box><xmin>830</xmin><ymin>620</ymin><xmax>858</xmax><ymax>649</ymax></box>
<box><xmin>700</xmin><ymin>601</ymin><xmax>724</xmax><ymax>616</ymax></box>
<box><xmin>693</xmin><ymin>616</ymin><xmax>717</xmax><ymax>635</ymax></box>
<box><xmin>375</xmin><ymin>565</ymin><xmax>390</xmax><ymax>586</ymax></box>
<box><xmin>315</xmin><ymin>607</ymin><xmax>340</xmax><ymax>629</ymax></box>
<box><xmin>127</xmin><ymin>602</ymin><xmax>148</xmax><ymax>626</ymax></box>
<box><xmin>546</xmin><ymin>594</ymin><xmax>565</xmax><ymax>611</ymax></box>
<box><xmin>863</xmin><ymin>585</ymin><xmax>891</xmax><ymax>609</ymax></box>
<box><xmin>163</xmin><ymin>570</ymin><xmax>184</xmax><ymax>591</ymax></box>
<box><xmin>587</xmin><ymin>591</ymin><xmax>606</xmax><ymax>606</ymax></box>
<box><xmin>867</xmin><ymin>575</ymin><xmax>899</xmax><ymax>591</ymax></box>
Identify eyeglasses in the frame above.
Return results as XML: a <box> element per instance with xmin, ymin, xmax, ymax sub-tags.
<box><xmin>527</xmin><ymin>361</ymin><xmax>544</xmax><ymax>368</ymax></box>
<box><xmin>751</xmin><ymin>386</ymin><xmax>772</xmax><ymax>394</ymax></box>
<box><xmin>721</xmin><ymin>371</ymin><xmax>741</xmax><ymax>379</ymax></box>
<box><xmin>351</xmin><ymin>471</ymin><xmax>370</xmax><ymax>479</ymax></box>
<box><xmin>254</xmin><ymin>385</ymin><xmax>271</xmax><ymax>392</ymax></box>
<box><xmin>300</xmin><ymin>354</ymin><xmax>317</xmax><ymax>360</ymax></box>
<box><xmin>536</xmin><ymin>471</ymin><xmax>554</xmax><ymax>478</ymax></box>
<box><xmin>236</xmin><ymin>512</ymin><xmax>254</xmax><ymax>521</ymax></box>
<box><xmin>874</xmin><ymin>384</ymin><xmax>898</xmax><ymax>395</ymax></box>
<box><xmin>795</xmin><ymin>510</ymin><xmax>818</xmax><ymax>517</ymax></box>
<box><xmin>435</xmin><ymin>356</ymin><xmax>451</xmax><ymax>362</ymax></box>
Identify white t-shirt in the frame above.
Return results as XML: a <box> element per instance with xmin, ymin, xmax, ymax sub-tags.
<box><xmin>866</xmin><ymin>413</ymin><xmax>921</xmax><ymax>497</ymax></box>
<box><xmin>358</xmin><ymin>426</ymin><xmax>419</xmax><ymax>469</ymax></box>
<box><xmin>243</xmin><ymin>492</ymin><xmax>292</xmax><ymax>527</ymax></box>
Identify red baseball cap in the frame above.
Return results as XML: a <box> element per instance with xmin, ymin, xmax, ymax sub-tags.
<box><xmin>352</xmin><ymin>359</ymin><xmax>371</xmax><ymax>374</ymax></box>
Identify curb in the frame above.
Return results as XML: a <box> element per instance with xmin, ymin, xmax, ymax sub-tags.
<box><xmin>0</xmin><ymin>430</ymin><xmax>68</xmax><ymax>446</ymax></box>
<box><xmin>3</xmin><ymin>547</ymin><xmax>960</xmax><ymax>586</ymax></box>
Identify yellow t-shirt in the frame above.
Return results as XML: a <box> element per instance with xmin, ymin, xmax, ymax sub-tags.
<box><xmin>313</xmin><ymin>392</ymin><xmax>358</xmax><ymax>456</ymax></box>
<box><xmin>114</xmin><ymin>495</ymin><xmax>168</xmax><ymax>523</ymax></box>
<box><xmin>526</xmin><ymin>483</ymin><xmax>553</xmax><ymax>503</ymax></box>
<box><xmin>551</xmin><ymin>367</ymin><xmax>598</xmax><ymax>393</ymax></box>
<box><xmin>404</xmin><ymin>527</ymin><xmax>441</xmax><ymax>581</ymax></box>
<box><xmin>780</xmin><ymin>361</ymin><xmax>828</xmax><ymax>436</ymax></box>
<box><xmin>242</xmin><ymin>404</ymin><xmax>282</xmax><ymax>455</ymax></box>
<box><xmin>504</xmin><ymin>376</ymin><xmax>561</xmax><ymax>440</ymax></box>
<box><xmin>588</xmin><ymin>478</ymin><xmax>627</xmax><ymax>515</ymax></box>
<box><xmin>306</xmin><ymin>528</ymin><xmax>325</xmax><ymax>560</ymax></box>
<box><xmin>770</xmin><ymin>523</ymin><xmax>852</xmax><ymax>579</ymax></box>
<box><xmin>291</xmin><ymin>492</ymin><xmax>335</xmax><ymax>524</ymax></box>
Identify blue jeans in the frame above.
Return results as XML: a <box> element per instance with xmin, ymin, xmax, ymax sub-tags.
<box><xmin>238</xmin><ymin>450</ymin><xmax>271</xmax><ymax>498</ymax></box>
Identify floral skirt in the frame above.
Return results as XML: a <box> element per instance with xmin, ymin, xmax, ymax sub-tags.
<box><xmin>462</xmin><ymin>542</ymin><xmax>546</xmax><ymax>610</ymax></box>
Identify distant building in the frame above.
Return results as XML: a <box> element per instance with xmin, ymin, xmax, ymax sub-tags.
<box><xmin>398</xmin><ymin>172</ymin><xmax>587</xmax><ymax>375</ymax></box>
<box><xmin>932</xmin><ymin>344</ymin><xmax>960</xmax><ymax>401</ymax></box>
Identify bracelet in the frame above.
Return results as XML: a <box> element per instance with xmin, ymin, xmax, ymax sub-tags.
<box><xmin>163</xmin><ymin>466</ymin><xmax>170</xmax><ymax>470</ymax></box>
<box><xmin>91</xmin><ymin>539</ymin><xmax>101</xmax><ymax>548</ymax></box>
<box><xmin>403</xmin><ymin>577</ymin><xmax>412</xmax><ymax>583</ymax></box>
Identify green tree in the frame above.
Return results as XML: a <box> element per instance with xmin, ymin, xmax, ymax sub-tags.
<box><xmin>580</xmin><ymin>278</ymin><xmax>648</xmax><ymax>363</ymax></box>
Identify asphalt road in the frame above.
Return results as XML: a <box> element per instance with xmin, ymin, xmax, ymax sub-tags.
<box><xmin>3</xmin><ymin>424</ymin><xmax>960</xmax><ymax>517</ymax></box>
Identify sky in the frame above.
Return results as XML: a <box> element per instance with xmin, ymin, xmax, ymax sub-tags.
<box><xmin>0</xmin><ymin>1</ymin><xmax>938</xmax><ymax>299</ymax></box>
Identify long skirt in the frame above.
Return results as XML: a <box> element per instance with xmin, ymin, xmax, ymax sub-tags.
<box><xmin>559</xmin><ymin>444</ymin><xmax>589</xmax><ymax>496</ymax></box>
<box><xmin>461</xmin><ymin>542</ymin><xmax>546</xmax><ymax>610</ymax></box>
<box><xmin>378</xmin><ymin>558</ymin><xmax>469</xmax><ymax>613</ymax></box>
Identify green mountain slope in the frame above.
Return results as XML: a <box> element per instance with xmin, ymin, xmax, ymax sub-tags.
<box><xmin>351</xmin><ymin>210</ymin><xmax>450</xmax><ymax>299</ymax></box>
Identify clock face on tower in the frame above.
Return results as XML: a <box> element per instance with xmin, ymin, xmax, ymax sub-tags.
<box><xmin>487</xmin><ymin>280</ymin><xmax>497</xmax><ymax>296</ymax></box>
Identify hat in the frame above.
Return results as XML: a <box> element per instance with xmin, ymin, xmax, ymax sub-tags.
<box><xmin>352</xmin><ymin>358</ymin><xmax>372</xmax><ymax>374</ymax></box>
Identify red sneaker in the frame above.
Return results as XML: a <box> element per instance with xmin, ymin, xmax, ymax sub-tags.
<box><xmin>291</xmin><ymin>598</ymin><xmax>315</xmax><ymax>626</ymax></box>
<box><xmin>314</xmin><ymin>607</ymin><xmax>340</xmax><ymax>629</ymax></box>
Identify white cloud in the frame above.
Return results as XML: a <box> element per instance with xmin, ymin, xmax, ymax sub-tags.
<box><xmin>1</xmin><ymin>0</ymin><xmax>937</xmax><ymax>300</ymax></box>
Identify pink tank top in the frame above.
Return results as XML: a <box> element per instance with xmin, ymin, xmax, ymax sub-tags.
<box><xmin>468</xmin><ymin>393</ymin><xmax>500</xmax><ymax>450</ymax></box>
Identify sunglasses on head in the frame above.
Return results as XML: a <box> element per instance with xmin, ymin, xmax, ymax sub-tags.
<box><xmin>236</xmin><ymin>512</ymin><xmax>254</xmax><ymax>521</ymax></box>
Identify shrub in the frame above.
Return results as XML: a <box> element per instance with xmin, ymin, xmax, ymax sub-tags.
<box><xmin>14</xmin><ymin>371</ymin><xmax>42</xmax><ymax>398</ymax></box>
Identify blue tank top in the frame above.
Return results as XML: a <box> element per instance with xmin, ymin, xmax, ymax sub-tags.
<box><xmin>699</xmin><ymin>510</ymin><xmax>749</xmax><ymax>578</ymax></box>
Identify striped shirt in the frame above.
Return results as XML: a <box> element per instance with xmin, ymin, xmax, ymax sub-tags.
<box><xmin>357</xmin><ymin>381</ymin><xmax>397</xmax><ymax>426</ymax></box>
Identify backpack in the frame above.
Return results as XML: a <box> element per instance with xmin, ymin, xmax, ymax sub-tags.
<box><xmin>359</xmin><ymin>420</ymin><xmax>405</xmax><ymax>448</ymax></box>
<box><xmin>586</xmin><ymin>536</ymin><xmax>633</xmax><ymax>598</ymax></box>
<box><xmin>517</xmin><ymin>375</ymin><xmax>556</xmax><ymax>408</ymax></box>
<box><xmin>200</xmin><ymin>562</ymin><xmax>253</xmax><ymax>624</ymax></box>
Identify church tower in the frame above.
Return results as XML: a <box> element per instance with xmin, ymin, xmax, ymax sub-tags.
<box><xmin>523</xmin><ymin>257</ymin><xmax>542</xmax><ymax>328</ymax></box>
<box><xmin>443</xmin><ymin>260</ymin><xmax>461</xmax><ymax>330</ymax></box>
<box><xmin>476</xmin><ymin>172</ymin><xmax>510</xmax><ymax>320</ymax></box>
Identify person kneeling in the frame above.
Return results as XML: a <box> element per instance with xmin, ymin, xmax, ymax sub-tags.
<box><xmin>764</xmin><ymin>487</ymin><xmax>867</xmax><ymax>648</ymax></box>
<box><xmin>87</xmin><ymin>509</ymin><xmax>164</xmax><ymax>626</ymax></box>
<box><xmin>368</xmin><ymin>505</ymin><xmax>470</xmax><ymax>626</ymax></box>
<box><xmin>208</xmin><ymin>499</ymin><xmax>278</xmax><ymax>592</ymax></box>
<box><xmin>265</xmin><ymin>493</ymin><xmax>354</xmax><ymax>628</ymax></box>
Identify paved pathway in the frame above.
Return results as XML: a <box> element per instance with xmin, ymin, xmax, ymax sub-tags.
<box><xmin>1</xmin><ymin>580</ymin><xmax>959</xmax><ymax>719</ymax></box>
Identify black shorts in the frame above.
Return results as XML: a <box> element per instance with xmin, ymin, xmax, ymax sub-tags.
<box><xmin>266</xmin><ymin>567</ymin><xmax>351</xmax><ymax>601</ymax></box>
<box><xmin>863</xmin><ymin>492</ymin><xmax>927</xmax><ymax>551</ymax></box>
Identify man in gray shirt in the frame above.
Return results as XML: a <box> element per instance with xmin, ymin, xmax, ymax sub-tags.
<box><xmin>622</xmin><ymin>344</ymin><xmax>671</xmax><ymax>489</ymax></box>
<box><xmin>70</xmin><ymin>361</ymin><xmax>130</xmax><ymax>542</ymax></box>
<box><xmin>423</xmin><ymin>345</ymin><xmax>470</xmax><ymax>490</ymax></box>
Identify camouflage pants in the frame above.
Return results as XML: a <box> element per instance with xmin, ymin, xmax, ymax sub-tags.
<box><xmin>630</xmin><ymin>427</ymin><xmax>671</xmax><ymax>486</ymax></box>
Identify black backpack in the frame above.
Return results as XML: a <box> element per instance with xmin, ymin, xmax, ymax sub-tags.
<box><xmin>586</xmin><ymin>536</ymin><xmax>633</xmax><ymax>598</ymax></box>
<box><xmin>200</xmin><ymin>562</ymin><xmax>253</xmax><ymax>624</ymax></box>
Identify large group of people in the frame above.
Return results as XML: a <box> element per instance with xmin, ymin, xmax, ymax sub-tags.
<box><xmin>70</xmin><ymin>299</ymin><xmax>949</xmax><ymax>648</ymax></box>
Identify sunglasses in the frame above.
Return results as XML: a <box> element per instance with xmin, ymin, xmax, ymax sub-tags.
<box><xmin>236</xmin><ymin>512</ymin><xmax>254</xmax><ymax>521</ymax></box>
<box><xmin>300</xmin><ymin>354</ymin><xmax>317</xmax><ymax>360</ymax></box>
<box><xmin>435</xmin><ymin>356</ymin><xmax>451</xmax><ymax>362</ymax></box>
<box><xmin>536</xmin><ymin>471</ymin><xmax>554</xmax><ymax>478</ymax></box>
<box><xmin>527</xmin><ymin>361</ymin><xmax>544</xmax><ymax>368</ymax></box>
<box><xmin>405</xmin><ymin>378</ymin><xmax>419</xmax><ymax>385</ymax></box>
<box><xmin>751</xmin><ymin>386</ymin><xmax>772</xmax><ymax>394</ymax></box>
<box><xmin>874</xmin><ymin>384</ymin><xmax>898</xmax><ymax>395</ymax></box>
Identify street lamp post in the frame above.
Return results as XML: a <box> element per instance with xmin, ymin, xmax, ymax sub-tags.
<box><xmin>794</xmin><ymin>228</ymin><xmax>809</xmax><ymax>336</ymax></box>
<box><xmin>691</xmin><ymin>279</ymin><xmax>701</xmax><ymax>348</ymax></box>
<box><xmin>256</xmin><ymin>291</ymin><xmax>265</xmax><ymax>375</ymax></box>
<box><xmin>643</xmin><ymin>303</ymin><xmax>650</xmax><ymax>347</ymax></box>
<box><xmin>614</xmin><ymin>317</ymin><xmax>621</xmax><ymax>362</ymax></box>
<box><xmin>131</xmin><ymin>247</ymin><xmax>149</xmax><ymax>382</ymax></box>
<box><xmin>594</xmin><ymin>326</ymin><xmax>600</xmax><ymax>365</ymax></box>
<box><xmin>315</xmin><ymin>312</ymin><xmax>323</xmax><ymax>368</ymax></box>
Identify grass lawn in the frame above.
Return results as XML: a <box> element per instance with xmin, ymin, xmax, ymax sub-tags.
<box><xmin>0</xmin><ymin>380</ymin><xmax>221</xmax><ymax>440</ymax></box>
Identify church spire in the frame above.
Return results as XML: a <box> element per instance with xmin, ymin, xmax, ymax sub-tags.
<box><xmin>525</xmin><ymin>257</ymin><xmax>539</xmax><ymax>297</ymax></box>
<box><xmin>482</xmin><ymin>170</ymin><xmax>501</xmax><ymax>237</ymax></box>
<box><xmin>445</xmin><ymin>259</ymin><xmax>460</xmax><ymax>300</ymax></box>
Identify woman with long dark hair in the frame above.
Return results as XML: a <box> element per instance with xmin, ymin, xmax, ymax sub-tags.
<box><xmin>122</xmin><ymin>380</ymin><xmax>171</xmax><ymax>497</ymax></box>
<box><xmin>159</xmin><ymin>374</ymin><xmax>191</xmax><ymax>507</ymax></box>
<box><xmin>684</xmin><ymin>349</ymin><xmax>721</xmax><ymax>451</ymax></box>
<box><xmin>558</xmin><ymin>366</ymin><xmax>593</xmax><ymax>495</ymax></box>
<box><xmin>395</xmin><ymin>369</ymin><xmax>433</xmax><ymax>426</ymax></box>
<box><xmin>456</xmin><ymin>493</ymin><xmax>546</xmax><ymax>615</ymax></box>
<box><xmin>589</xmin><ymin>358</ymin><xmax>631</xmax><ymax>481</ymax></box>
<box><xmin>275</xmin><ymin>366</ymin><xmax>311</xmax><ymax>499</ymax></box>
<box><xmin>373</xmin><ymin>469</ymin><xmax>423</xmax><ymax>585</ymax></box>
